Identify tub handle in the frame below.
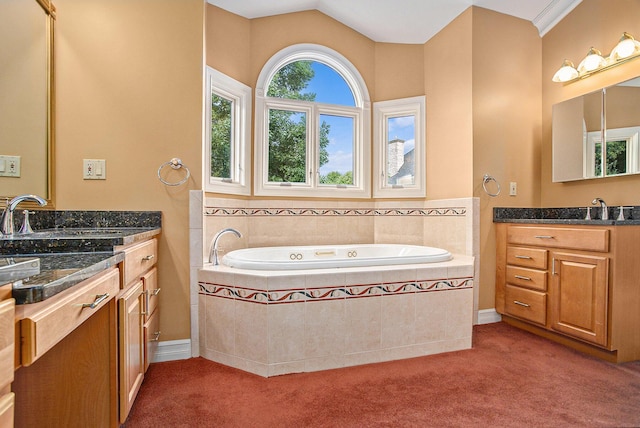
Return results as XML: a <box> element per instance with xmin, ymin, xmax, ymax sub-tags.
<box><xmin>315</xmin><ymin>250</ymin><xmax>336</xmax><ymax>257</ymax></box>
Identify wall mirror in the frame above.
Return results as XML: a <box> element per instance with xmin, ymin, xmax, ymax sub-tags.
<box><xmin>0</xmin><ymin>0</ymin><xmax>55</xmax><ymax>206</ymax></box>
<box><xmin>552</xmin><ymin>76</ymin><xmax>640</xmax><ymax>182</ymax></box>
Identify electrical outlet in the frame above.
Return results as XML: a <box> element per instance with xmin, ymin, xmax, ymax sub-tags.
<box><xmin>509</xmin><ymin>181</ymin><xmax>517</xmax><ymax>196</ymax></box>
<box><xmin>83</xmin><ymin>159</ymin><xmax>106</xmax><ymax>180</ymax></box>
<box><xmin>0</xmin><ymin>155</ymin><xmax>20</xmax><ymax>177</ymax></box>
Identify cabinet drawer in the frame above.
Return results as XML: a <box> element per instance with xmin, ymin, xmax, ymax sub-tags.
<box><xmin>142</xmin><ymin>267</ymin><xmax>159</xmax><ymax>322</ymax></box>
<box><xmin>506</xmin><ymin>266</ymin><xmax>547</xmax><ymax>291</ymax></box>
<box><xmin>506</xmin><ymin>246</ymin><xmax>547</xmax><ymax>269</ymax></box>
<box><xmin>507</xmin><ymin>226</ymin><xmax>609</xmax><ymax>252</ymax></box>
<box><xmin>121</xmin><ymin>239</ymin><xmax>157</xmax><ymax>287</ymax></box>
<box><xmin>0</xmin><ymin>299</ymin><xmax>14</xmax><ymax>390</ymax></box>
<box><xmin>18</xmin><ymin>267</ymin><xmax>120</xmax><ymax>366</ymax></box>
<box><xmin>505</xmin><ymin>285</ymin><xmax>546</xmax><ymax>326</ymax></box>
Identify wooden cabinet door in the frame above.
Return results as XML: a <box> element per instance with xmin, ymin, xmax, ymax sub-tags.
<box><xmin>550</xmin><ymin>252</ymin><xmax>608</xmax><ymax>347</ymax></box>
<box><xmin>119</xmin><ymin>281</ymin><xmax>145</xmax><ymax>423</ymax></box>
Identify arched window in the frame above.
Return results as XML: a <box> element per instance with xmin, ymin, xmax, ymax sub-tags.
<box><xmin>254</xmin><ymin>44</ymin><xmax>371</xmax><ymax>197</ymax></box>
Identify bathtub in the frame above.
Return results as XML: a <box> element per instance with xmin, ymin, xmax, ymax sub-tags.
<box><xmin>198</xmin><ymin>249</ymin><xmax>474</xmax><ymax>377</ymax></box>
<box><xmin>221</xmin><ymin>244</ymin><xmax>452</xmax><ymax>270</ymax></box>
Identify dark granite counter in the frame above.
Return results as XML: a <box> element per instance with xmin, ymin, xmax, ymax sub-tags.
<box><xmin>12</xmin><ymin>251</ymin><xmax>125</xmax><ymax>304</ymax></box>
<box><xmin>0</xmin><ymin>227</ymin><xmax>161</xmax><ymax>254</ymax></box>
<box><xmin>494</xmin><ymin>206</ymin><xmax>640</xmax><ymax>225</ymax></box>
<box><xmin>0</xmin><ymin>210</ymin><xmax>162</xmax><ymax>304</ymax></box>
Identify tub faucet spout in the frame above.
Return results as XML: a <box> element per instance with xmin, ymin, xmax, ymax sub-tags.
<box><xmin>1</xmin><ymin>194</ymin><xmax>47</xmax><ymax>236</ymax></box>
<box><xmin>591</xmin><ymin>197</ymin><xmax>608</xmax><ymax>220</ymax></box>
<box><xmin>209</xmin><ymin>228</ymin><xmax>242</xmax><ymax>265</ymax></box>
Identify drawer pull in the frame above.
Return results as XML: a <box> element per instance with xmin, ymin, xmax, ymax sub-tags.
<box><xmin>152</xmin><ymin>288</ymin><xmax>161</xmax><ymax>296</ymax></box>
<box><xmin>151</xmin><ymin>331</ymin><xmax>161</xmax><ymax>342</ymax></box>
<box><xmin>513</xmin><ymin>300</ymin><xmax>530</xmax><ymax>308</ymax></box>
<box><xmin>534</xmin><ymin>235</ymin><xmax>554</xmax><ymax>239</ymax></box>
<box><xmin>142</xmin><ymin>254</ymin><xmax>155</xmax><ymax>261</ymax></box>
<box><xmin>514</xmin><ymin>275</ymin><xmax>531</xmax><ymax>281</ymax></box>
<box><xmin>515</xmin><ymin>255</ymin><xmax>532</xmax><ymax>260</ymax></box>
<box><xmin>82</xmin><ymin>293</ymin><xmax>110</xmax><ymax>309</ymax></box>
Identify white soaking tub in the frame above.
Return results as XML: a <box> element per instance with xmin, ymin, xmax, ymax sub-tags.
<box><xmin>221</xmin><ymin>244</ymin><xmax>452</xmax><ymax>270</ymax></box>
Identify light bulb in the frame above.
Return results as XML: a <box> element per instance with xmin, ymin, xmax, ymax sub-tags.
<box><xmin>577</xmin><ymin>47</ymin><xmax>605</xmax><ymax>73</ymax></box>
<box><xmin>552</xmin><ymin>59</ymin><xmax>578</xmax><ymax>82</ymax></box>
<box><xmin>611</xmin><ymin>32</ymin><xmax>640</xmax><ymax>60</ymax></box>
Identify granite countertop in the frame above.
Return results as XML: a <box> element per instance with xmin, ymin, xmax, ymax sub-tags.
<box><xmin>494</xmin><ymin>206</ymin><xmax>640</xmax><ymax>225</ymax></box>
<box><xmin>0</xmin><ymin>227</ymin><xmax>161</xmax><ymax>254</ymax></box>
<box><xmin>0</xmin><ymin>210</ymin><xmax>162</xmax><ymax>304</ymax></box>
<box><xmin>11</xmin><ymin>251</ymin><xmax>125</xmax><ymax>304</ymax></box>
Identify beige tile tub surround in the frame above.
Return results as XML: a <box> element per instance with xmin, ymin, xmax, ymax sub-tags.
<box><xmin>189</xmin><ymin>192</ymin><xmax>480</xmax><ymax>358</ymax></box>
<box><xmin>198</xmin><ymin>256</ymin><xmax>474</xmax><ymax>377</ymax></box>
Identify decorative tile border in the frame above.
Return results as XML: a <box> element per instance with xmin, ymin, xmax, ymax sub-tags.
<box><xmin>204</xmin><ymin>207</ymin><xmax>466</xmax><ymax>217</ymax></box>
<box><xmin>199</xmin><ymin>277</ymin><xmax>473</xmax><ymax>305</ymax></box>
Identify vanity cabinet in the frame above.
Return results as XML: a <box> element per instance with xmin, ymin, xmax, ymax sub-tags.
<box><xmin>12</xmin><ymin>268</ymin><xmax>120</xmax><ymax>428</ymax></box>
<box><xmin>0</xmin><ymin>285</ymin><xmax>14</xmax><ymax>428</ymax></box>
<box><xmin>117</xmin><ymin>238</ymin><xmax>158</xmax><ymax>423</ymax></box>
<box><xmin>496</xmin><ymin>223</ymin><xmax>640</xmax><ymax>363</ymax></box>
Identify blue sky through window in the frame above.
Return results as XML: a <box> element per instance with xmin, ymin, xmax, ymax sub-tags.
<box><xmin>289</xmin><ymin>61</ymin><xmax>416</xmax><ymax>176</ymax></box>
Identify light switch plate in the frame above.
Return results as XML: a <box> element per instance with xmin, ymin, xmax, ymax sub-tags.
<box><xmin>83</xmin><ymin>159</ymin><xmax>106</xmax><ymax>180</ymax></box>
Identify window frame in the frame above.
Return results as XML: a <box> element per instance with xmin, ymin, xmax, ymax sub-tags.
<box><xmin>584</xmin><ymin>126</ymin><xmax>640</xmax><ymax>178</ymax></box>
<box><xmin>373</xmin><ymin>96</ymin><xmax>426</xmax><ymax>198</ymax></box>
<box><xmin>254</xmin><ymin>44</ymin><xmax>371</xmax><ymax>198</ymax></box>
<box><xmin>204</xmin><ymin>67</ymin><xmax>252</xmax><ymax>195</ymax></box>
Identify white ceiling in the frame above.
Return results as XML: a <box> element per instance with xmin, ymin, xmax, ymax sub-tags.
<box><xmin>207</xmin><ymin>0</ymin><xmax>582</xmax><ymax>44</ymax></box>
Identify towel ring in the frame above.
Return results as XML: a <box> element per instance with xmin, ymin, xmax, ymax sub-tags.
<box><xmin>482</xmin><ymin>174</ymin><xmax>501</xmax><ymax>197</ymax></box>
<box><xmin>157</xmin><ymin>158</ymin><xmax>190</xmax><ymax>186</ymax></box>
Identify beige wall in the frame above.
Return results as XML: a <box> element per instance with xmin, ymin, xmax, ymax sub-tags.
<box><xmin>471</xmin><ymin>8</ymin><xmax>542</xmax><ymax>310</ymax></box>
<box><xmin>375</xmin><ymin>43</ymin><xmax>424</xmax><ymax>101</ymax></box>
<box><xmin>54</xmin><ymin>0</ymin><xmax>204</xmax><ymax>341</ymax></box>
<box><xmin>205</xmin><ymin>6</ymin><xmax>251</xmax><ymax>87</ymax></box>
<box><xmin>423</xmin><ymin>9</ymin><xmax>474</xmax><ymax>200</ymax></box>
<box><xmin>541</xmin><ymin>0</ymin><xmax>640</xmax><ymax>206</ymax></box>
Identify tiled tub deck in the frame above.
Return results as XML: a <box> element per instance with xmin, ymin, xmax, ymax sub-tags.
<box><xmin>198</xmin><ymin>255</ymin><xmax>474</xmax><ymax>377</ymax></box>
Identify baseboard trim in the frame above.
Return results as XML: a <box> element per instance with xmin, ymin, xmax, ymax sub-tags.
<box><xmin>477</xmin><ymin>309</ymin><xmax>502</xmax><ymax>325</ymax></box>
<box><xmin>152</xmin><ymin>339</ymin><xmax>192</xmax><ymax>363</ymax></box>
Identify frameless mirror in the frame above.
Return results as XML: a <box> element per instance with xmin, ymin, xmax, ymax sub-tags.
<box><xmin>0</xmin><ymin>0</ymin><xmax>55</xmax><ymax>205</ymax></box>
<box><xmin>552</xmin><ymin>76</ymin><xmax>640</xmax><ymax>182</ymax></box>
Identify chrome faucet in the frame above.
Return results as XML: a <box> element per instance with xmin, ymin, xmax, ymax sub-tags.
<box><xmin>592</xmin><ymin>197</ymin><xmax>608</xmax><ymax>220</ymax></box>
<box><xmin>1</xmin><ymin>194</ymin><xmax>47</xmax><ymax>236</ymax></box>
<box><xmin>209</xmin><ymin>228</ymin><xmax>242</xmax><ymax>265</ymax></box>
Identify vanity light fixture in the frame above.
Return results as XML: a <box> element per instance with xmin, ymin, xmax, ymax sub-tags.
<box><xmin>552</xmin><ymin>32</ymin><xmax>640</xmax><ymax>83</ymax></box>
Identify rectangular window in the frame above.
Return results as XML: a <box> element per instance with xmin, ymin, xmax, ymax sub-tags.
<box><xmin>205</xmin><ymin>67</ymin><xmax>251</xmax><ymax>195</ymax></box>
<box><xmin>267</xmin><ymin>109</ymin><xmax>308</xmax><ymax>184</ymax></box>
<box><xmin>373</xmin><ymin>96</ymin><xmax>425</xmax><ymax>198</ymax></box>
<box><xmin>210</xmin><ymin>93</ymin><xmax>233</xmax><ymax>180</ymax></box>
<box><xmin>386</xmin><ymin>115</ymin><xmax>416</xmax><ymax>186</ymax></box>
<box><xmin>319</xmin><ymin>114</ymin><xmax>354</xmax><ymax>186</ymax></box>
